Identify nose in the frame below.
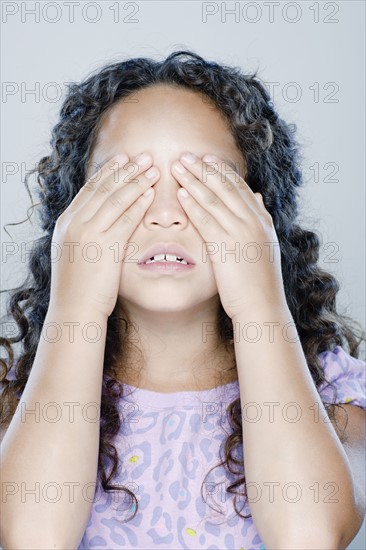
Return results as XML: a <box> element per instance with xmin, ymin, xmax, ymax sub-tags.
<box><xmin>142</xmin><ymin>165</ymin><xmax>189</xmax><ymax>229</ymax></box>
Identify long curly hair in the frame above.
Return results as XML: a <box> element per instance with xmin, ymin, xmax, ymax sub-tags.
<box><xmin>1</xmin><ymin>49</ymin><xmax>365</xmax><ymax>522</ymax></box>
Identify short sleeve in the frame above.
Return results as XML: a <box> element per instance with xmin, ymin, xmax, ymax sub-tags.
<box><xmin>317</xmin><ymin>345</ymin><xmax>366</xmax><ymax>410</ymax></box>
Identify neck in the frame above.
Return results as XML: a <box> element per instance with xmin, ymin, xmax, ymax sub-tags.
<box><xmin>112</xmin><ymin>297</ymin><xmax>237</xmax><ymax>392</ymax></box>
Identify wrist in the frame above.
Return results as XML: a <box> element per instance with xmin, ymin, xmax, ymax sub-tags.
<box><xmin>47</xmin><ymin>300</ymin><xmax>109</xmax><ymax>324</ymax></box>
<box><xmin>231</xmin><ymin>294</ymin><xmax>290</xmax><ymax>324</ymax></box>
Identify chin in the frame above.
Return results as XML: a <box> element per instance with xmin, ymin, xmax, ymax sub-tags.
<box><xmin>118</xmin><ymin>286</ymin><xmax>217</xmax><ymax>313</ymax></box>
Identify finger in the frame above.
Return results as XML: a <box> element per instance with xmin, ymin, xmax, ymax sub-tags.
<box><xmin>107</xmin><ymin>189</ymin><xmax>156</xmax><ymax>266</ymax></box>
<box><xmin>90</xmin><ymin>167</ymin><xmax>159</xmax><ymax>232</ymax></box>
<box><xmin>108</xmin><ymin>186</ymin><xmax>155</xmax><ymax>249</ymax></box>
<box><xmin>177</xmin><ymin>186</ymin><xmax>232</xmax><ymax>241</ymax></box>
<box><xmin>183</xmin><ymin>153</ymin><xmax>260</xmax><ymax>217</ymax></box>
<box><xmin>69</xmin><ymin>153</ymin><xmax>153</xmax><ymax>218</ymax></box>
<box><xmin>202</xmin><ymin>155</ymin><xmax>257</xmax><ymax>219</ymax></box>
<box><xmin>172</xmin><ymin>161</ymin><xmax>245</xmax><ymax>233</ymax></box>
<box><xmin>67</xmin><ymin>154</ymin><xmax>129</xmax><ymax>214</ymax></box>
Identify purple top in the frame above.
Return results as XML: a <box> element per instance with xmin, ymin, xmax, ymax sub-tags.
<box><xmin>75</xmin><ymin>345</ymin><xmax>366</xmax><ymax>549</ymax></box>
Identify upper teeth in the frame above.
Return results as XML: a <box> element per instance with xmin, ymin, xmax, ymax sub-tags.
<box><xmin>145</xmin><ymin>253</ymin><xmax>188</xmax><ymax>265</ymax></box>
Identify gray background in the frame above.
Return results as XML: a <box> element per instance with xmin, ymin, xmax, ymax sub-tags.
<box><xmin>1</xmin><ymin>1</ymin><xmax>365</xmax><ymax>548</ymax></box>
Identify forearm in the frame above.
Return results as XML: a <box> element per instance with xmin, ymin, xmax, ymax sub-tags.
<box><xmin>0</xmin><ymin>304</ymin><xmax>108</xmax><ymax>549</ymax></box>
<box><xmin>233</xmin><ymin>300</ymin><xmax>355</xmax><ymax>548</ymax></box>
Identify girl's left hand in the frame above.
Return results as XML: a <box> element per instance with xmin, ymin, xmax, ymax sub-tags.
<box><xmin>172</xmin><ymin>152</ymin><xmax>287</xmax><ymax>321</ymax></box>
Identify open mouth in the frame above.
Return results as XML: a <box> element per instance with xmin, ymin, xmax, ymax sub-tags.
<box><xmin>144</xmin><ymin>253</ymin><xmax>190</xmax><ymax>265</ymax></box>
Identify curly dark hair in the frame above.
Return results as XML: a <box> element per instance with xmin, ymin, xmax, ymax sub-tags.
<box><xmin>1</xmin><ymin>49</ymin><xmax>365</xmax><ymax>523</ymax></box>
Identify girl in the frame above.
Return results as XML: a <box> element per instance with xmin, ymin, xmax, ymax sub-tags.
<box><xmin>1</xmin><ymin>50</ymin><xmax>365</xmax><ymax>550</ymax></box>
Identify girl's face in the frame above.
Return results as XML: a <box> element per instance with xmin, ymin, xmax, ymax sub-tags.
<box><xmin>86</xmin><ymin>84</ymin><xmax>245</xmax><ymax>316</ymax></box>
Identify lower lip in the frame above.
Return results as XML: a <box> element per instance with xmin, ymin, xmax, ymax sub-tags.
<box><xmin>137</xmin><ymin>261</ymin><xmax>195</xmax><ymax>273</ymax></box>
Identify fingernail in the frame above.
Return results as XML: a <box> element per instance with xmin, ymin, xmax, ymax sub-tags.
<box><xmin>202</xmin><ymin>154</ymin><xmax>218</xmax><ymax>163</ymax></box>
<box><xmin>135</xmin><ymin>153</ymin><xmax>151</xmax><ymax>166</ymax></box>
<box><xmin>145</xmin><ymin>167</ymin><xmax>158</xmax><ymax>179</ymax></box>
<box><xmin>181</xmin><ymin>152</ymin><xmax>197</xmax><ymax>164</ymax></box>
<box><xmin>178</xmin><ymin>188</ymin><xmax>189</xmax><ymax>198</ymax></box>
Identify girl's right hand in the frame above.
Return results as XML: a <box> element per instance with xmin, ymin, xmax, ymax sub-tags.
<box><xmin>48</xmin><ymin>153</ymin><xmax>158</xmax><ymax>318</ymax></box>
